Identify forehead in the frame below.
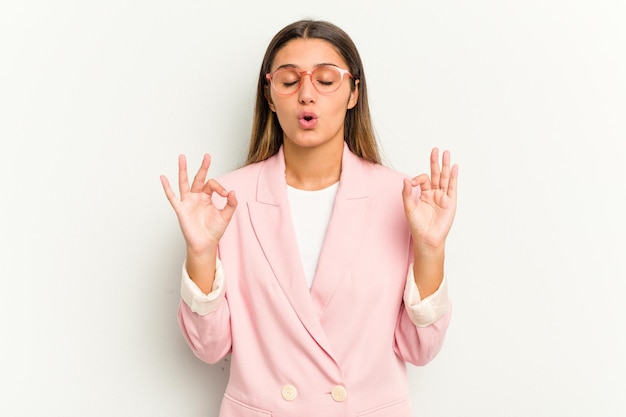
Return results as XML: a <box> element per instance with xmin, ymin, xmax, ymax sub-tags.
<box><xmin>271</xmin><ymin>38</ymin><xmax>348</xmax><ymax>70</ymax></box>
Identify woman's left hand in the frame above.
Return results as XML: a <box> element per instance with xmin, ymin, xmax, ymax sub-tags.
<box><xmin>402</xmin><ymin>148</ymin><xmax>459</xmax><ymax>250</ymax></box>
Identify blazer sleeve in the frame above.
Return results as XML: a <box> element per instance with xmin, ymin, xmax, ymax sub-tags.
<box><xmin>177</xmin><ymin>259</ymin><xmax>232</xmax><ymax>365</ymax></box>
<box><xmin>393</xmin><ymin>265</ymin><xmax>452</xmax><ymax>366</ymax></box>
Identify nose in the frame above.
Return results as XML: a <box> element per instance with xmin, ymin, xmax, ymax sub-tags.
<box><xmin>298</xmin><ymin>74</ymin><xmax>316</xmax><ymax>104</ymax></box>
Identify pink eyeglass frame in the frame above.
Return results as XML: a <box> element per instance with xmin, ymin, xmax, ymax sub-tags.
<box><xmin>265</xmin><ymin>65</ymin><xmax>354</xmax><ymax>95</ymax></box>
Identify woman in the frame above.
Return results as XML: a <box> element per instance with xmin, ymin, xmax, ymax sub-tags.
<box><xmin>161</xmin><ymin>19</ymin><xmax>458</xmax><ymax>417</ymax></box>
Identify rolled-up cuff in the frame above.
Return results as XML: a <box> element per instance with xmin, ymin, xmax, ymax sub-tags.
<box><xmin>180</xmin><ymin>258</ymin><xmax>226</xmax><ymax>316</ymax></box>
<box><xmin>404</xmin><ymin>264</ymin><xmax>450</xmax><ymax>327</ymax></box>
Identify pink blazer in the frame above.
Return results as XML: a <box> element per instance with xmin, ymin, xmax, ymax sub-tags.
<box><xmin>178</xmin><ymin>143</ymin><xmax>451</xmax><ymax>417</ymax></box>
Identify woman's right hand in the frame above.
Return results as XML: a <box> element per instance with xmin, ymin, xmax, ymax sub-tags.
<box><xmin>160</xmin><ymin>154</ymin><xmax>238</xmax><ymax>256</ymax></box>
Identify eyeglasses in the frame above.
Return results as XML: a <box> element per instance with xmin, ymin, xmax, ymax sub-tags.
<box><xmin>266</xmin><ymin>65</ymin><xmax>353</xmax><ymax>95</ymax></box>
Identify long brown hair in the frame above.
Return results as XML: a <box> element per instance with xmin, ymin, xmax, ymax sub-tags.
<box><xmin>245</xmin><ymin>20</ymin><xmax>380</xmax><ymax>165</ymax></box>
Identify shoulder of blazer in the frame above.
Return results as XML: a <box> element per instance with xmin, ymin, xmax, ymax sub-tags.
<box><xmin>213</xmin><ymin>152</ymin><xmax>282</xmax><ymax>206</ymax></box>
<box><xmin>340</xmin><ymin>144</ymin><xmax>409</xmax><ymax>200</ymax></box>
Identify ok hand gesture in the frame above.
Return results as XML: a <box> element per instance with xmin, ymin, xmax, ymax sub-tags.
<box><xmin>402</xmin><ymin>148</ymin><xmax>458</xmax><ymax>251</ymax></box>
<box><xmin>160</xmin><ymin>154</ymin><xmax>238</xmax><ymax>256</ymax></box>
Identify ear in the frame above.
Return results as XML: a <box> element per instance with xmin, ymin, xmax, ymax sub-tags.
<box><xmin>265</xmin><ymin>86</ymin><xmax>276</xmax><ymax>112</ymax></box>
<box><xmin>347</xmin><ymin>79</ymin><xmax>359</xmax><ymax>110</ymax></box>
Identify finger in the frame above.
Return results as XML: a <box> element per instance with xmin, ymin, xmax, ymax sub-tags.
<box><xmin>412</xmin><ymin>173</ymin><xmax>432</xmax><ymax>191</ymax></box>
<box><xmin>190</xmin><ymin>154</ymin><xmax>211</xmax><ymax>193</ymax></box>
<box><xmin>160</xmin><ymin>175</ymin><xmax>180</xmax><ymax>210</ymax></box>
<box><xmin>439</xmin><ymin>150</ymin><xmax>451</xmax><ymax>191</ymax></box>
<box><xmin>430</xmin><ymin>148</ymin><xmax>441</xmax><ymax>189</ymax></box>
<box><xmin>447</xmin><ymin>164</ymin><xmax>459</xmax><ymax>200</ymax></box>
<box><xmin>178</xmin><ymin>154</ymin><xmax>190</xmax><ymax>197</ymax></box>
<box><xmin>202</xmin><ymin>178</ymin><xmax>229</xmax><ymax>197</ymax></box>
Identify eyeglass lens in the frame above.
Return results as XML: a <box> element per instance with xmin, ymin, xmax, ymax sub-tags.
<box><xmin>272</xmin><ymin>66</ymin><xmax>345</xmax><ymax>95</ymax></box>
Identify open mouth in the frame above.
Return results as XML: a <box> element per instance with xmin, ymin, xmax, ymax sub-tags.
<box><xmin>298</xmin><ymin>112</ymin><xmax>318</xmax><ymax>129</ymax></box>
<box><xmin>299</xmin><ymin>112</ymin><xmax>317</xmax><ymax>121</ymax></box>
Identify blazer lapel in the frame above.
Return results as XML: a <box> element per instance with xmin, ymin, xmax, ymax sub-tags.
<box><xmin>310</xmin><ymin>144</ymin><xmax>374</xmax><ymax>317</ymax></box>
<box><xmin>247</xmin><ymin>147</ymin><xmax>339</xmax><ymax>361</ymax></box>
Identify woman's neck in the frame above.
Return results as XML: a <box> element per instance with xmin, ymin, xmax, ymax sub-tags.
<box><xmin>283</xmin><ymin>141</ymin><xmax>343</xmax><ymax>191</ymax></box>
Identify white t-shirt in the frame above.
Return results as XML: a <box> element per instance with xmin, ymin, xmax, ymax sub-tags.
<box><xmin>287</xmin><ymin>182</ymin><xmax>339</xmax><ymax>289</ymax></box>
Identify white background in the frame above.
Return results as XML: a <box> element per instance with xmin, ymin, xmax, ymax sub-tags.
<box><xmin>1</xmin><ymin>1</ymin><xmax>625</xmax><ymax>416</ymax></box>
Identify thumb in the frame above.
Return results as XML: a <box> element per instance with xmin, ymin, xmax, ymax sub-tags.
<box><xmin>221</xmin><ymin>191</ymin><xmax>238</xmax><ymax>222</ymax></box>
<box><xmin>402</xmin><ymin>179</ymin><xmax>417</xmax><ymax>213</ymax></box>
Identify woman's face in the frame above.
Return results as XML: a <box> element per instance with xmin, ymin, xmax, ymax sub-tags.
<box><xmin>267</xmin><ymin>38</ymin><xmax>359</xmax><ymax>153</ymax></box>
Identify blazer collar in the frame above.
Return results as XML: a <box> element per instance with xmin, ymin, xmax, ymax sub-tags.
<box><xmin>255</xmin><ymin>142</ymin><xmax>370</xmax><ymax>205</ymax></box>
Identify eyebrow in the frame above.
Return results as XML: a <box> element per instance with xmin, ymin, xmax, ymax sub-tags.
<box><xmin>274</xmin><ymin>62</ymin><xmax>340</xmax><ymax>71</ymax></box>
